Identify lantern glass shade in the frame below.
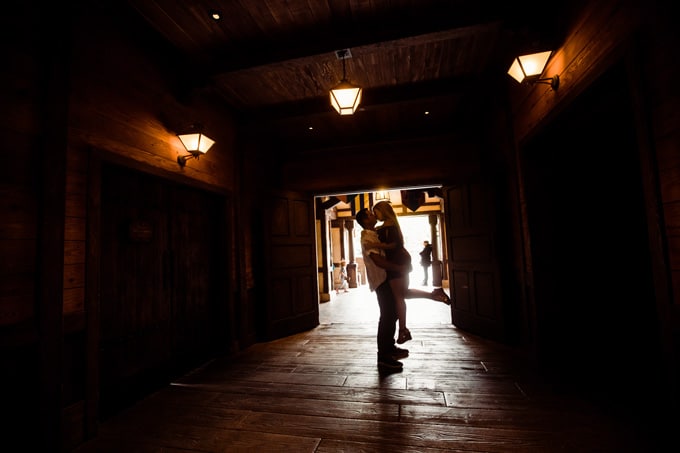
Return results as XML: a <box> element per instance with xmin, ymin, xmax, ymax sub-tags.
<box><xmin>330</xmin><ymin>81</ymin><xmax>363</xmax><ymax>115</ymax></box>
<box><xmin>507</xmin><ymin>51</ymin><xmax>553</xmax><ymax>83</ymax></box>
<box><xmin>375</xmin><ymin>191</ymin><xmax>390</xmax><ymax>201</ymax></box>
<box><xmin>178</xmin><ymin>132</ymin><xmax>215</xmax><ymax>155</ymax></box>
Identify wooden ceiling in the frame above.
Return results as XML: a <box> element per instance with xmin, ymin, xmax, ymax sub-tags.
<box><xmin>123</xmin><ymin>0</ymin><xmax>570</xmax><ymax>151</ymax></box>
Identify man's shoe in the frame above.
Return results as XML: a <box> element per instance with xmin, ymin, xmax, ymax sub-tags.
<box><xmin>389</xmin><ymin>346</ymin><xmax>409</xmax><ymax>359</ymax></box>
<box><xmin>377</xmin><ymin>356</ymin><xmax>403</xmax><ymax>370</ymax></box>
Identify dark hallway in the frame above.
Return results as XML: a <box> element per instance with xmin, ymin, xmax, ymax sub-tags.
<box><xmin>521</xmin><ymin>60</ymin><xmax>662</xmax><ymax>408</ymax></box>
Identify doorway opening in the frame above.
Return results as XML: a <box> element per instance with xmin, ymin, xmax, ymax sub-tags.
<box><xmin>316</xmin><ymin>187</ymin><xmax>451</xmax><ymax>325</ymax></box>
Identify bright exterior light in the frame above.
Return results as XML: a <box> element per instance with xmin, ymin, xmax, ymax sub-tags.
<box><xmin>507</xmin><ymin>51</ymin><xmax>553</xmax><ymax>83</ymax></box>
<box><xmin>330</xmin><ymin>81</ymin><xmax>362</xmax><ymax>115</ymax></box>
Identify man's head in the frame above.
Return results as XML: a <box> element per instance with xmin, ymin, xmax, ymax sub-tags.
<box><xmin>355</xmin><ymin>208</ymin><xmax>376</xmax><ymax>229</ymax></box>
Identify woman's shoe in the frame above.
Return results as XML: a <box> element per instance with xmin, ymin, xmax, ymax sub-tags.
<box><xmin>397</xmin><ymin>328</ymin><xmax>412</xmax><ymax>344</ymax></box>
<box><xmin>431</xmin><ymin>288</ymin><xmax>451</xmax><ymax>305</ymax></box>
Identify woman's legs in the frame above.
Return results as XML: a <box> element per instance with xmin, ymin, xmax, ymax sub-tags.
<box><xmin>388</xmin><ymin>278</ymin><xmax>407</xmax><ymax>329</ymax></box>
<box><xmin>389</xmin><ymin>277</ymin><xmax>412</xmax><ymax>343</ymax></box>
<box><xmin>404</xmin><ymin>287</ymin><xmax>451</xmax><ymax>304</ymax></box>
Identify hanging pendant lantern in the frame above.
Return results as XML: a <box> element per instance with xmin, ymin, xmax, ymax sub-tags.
<box><xmin>329</xmin><ymin>49</ymin><xmax>362</xmax><ymax>115</ymax></box>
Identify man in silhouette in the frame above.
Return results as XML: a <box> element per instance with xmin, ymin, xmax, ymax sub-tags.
<box><xmin>355</xmin><ymin>208</ymin><xmax>410</xmax><ymax>371</ymax></box>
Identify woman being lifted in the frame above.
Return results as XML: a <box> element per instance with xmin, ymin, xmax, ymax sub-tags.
<box><xmin>371</xmin><ymin>200</ymin><xmax>450</xmax><ymax>344</ymax></box>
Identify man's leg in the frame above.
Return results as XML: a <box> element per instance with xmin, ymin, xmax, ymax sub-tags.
<box><xmin>376</xmin><ymin>282</ymin><xmax>403</xmax><ymax>369</ymax></box>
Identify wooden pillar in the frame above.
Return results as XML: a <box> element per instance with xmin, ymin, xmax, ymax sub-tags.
<box><xmin>429</xmin><ymin>214</ymin><xmax>443</xmax><ymax>286</ymax></box>
<box><xmin>344</xmin><ymin>220</ymin><xmax>357</xmax><ymax>288</ymax></box>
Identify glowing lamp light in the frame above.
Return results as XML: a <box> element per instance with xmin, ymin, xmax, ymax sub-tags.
<box><xmin>177</xmin><ymin>127</ymin><xmax>215</xmax><ymax>168</ymax></box>
<box><xmin>330</xmin><ymin>81</ymin><xmax>363</xmax><ymax>115</ymax></box>
<box><xmin>330</xmin><ymin>49</ymin><xmax>362</xmax><ymax>115</ymax></box>
<box><xmin>507</xmin><ymin>50</ymin><xmax>559</xmax><ymax>90</ymax></box>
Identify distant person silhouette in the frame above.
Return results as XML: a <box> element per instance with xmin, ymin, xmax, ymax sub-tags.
<box><xmin>419</xmin><ymin>240</ymin><xmax>433</xmax><ymax>285</ymax></box>
<box><xmin>336</xmin><ymin>259</ymin><xmax>349</xmax><ymax>294</ymax></box>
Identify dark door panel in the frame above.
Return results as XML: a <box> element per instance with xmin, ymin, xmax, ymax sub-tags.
<box><xmin>444</xmin><ymin>183</ymin><xmax>505</xmax><ymax>341</ymax></box>
<box><xmin>262</xmin><ymin>190</ymin><xmax>318</xmax><ymax>340</ymax></box>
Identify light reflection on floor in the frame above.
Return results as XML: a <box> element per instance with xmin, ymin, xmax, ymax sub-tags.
<box><xmin>319</xmin><ymin>281</ymin><xmax>452</xmax><ymax>326</ymax></box>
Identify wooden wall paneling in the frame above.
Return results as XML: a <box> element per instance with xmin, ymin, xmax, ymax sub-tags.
<box><xmin>65</xmin><ymin>193</ymin><xmax>86</xmax><ymax>218</ymax></box>
<box><xmin>63</xmin><ymin>287</ymin><xmax>85</xmax><ymax>315</ymax></box>
<box><xmin>0</xmin><ymin>239</ymin><xmax>37</xmax><ymax>325</ymax></box>
<box><xmin>61</xmin><ymin>400</ymin><xmax>85</xmax><ymax>452</ymax></box>
<box><xmin>0</xmin><ymin>189</ymin><xmax>38</xmax><ymax>238</ymax></box>
<box><xmin>61</xmin><ymin>145</ymin><xmax>92</xmax><ymax>447</ymax></box>
<box><xmin>64</xmin><ymin>240</ymin><xmax>86</xmax><ymax>264</ymax></box>
<box><xmin>0</xmin><ymin>172</ymin><xmax>38</xmax><ymax>325</ymax></box>
<box><xmin>38</xmin><ymin>1</ymin><xmax>72</xmax><ymax>447</ymax></box>
<box><xmin>64</xmin><ymin>147</ymin><xmax>88</xmax><ymax>324</ymax></box>
<box><xmin>63</xmin><ymin>263</ymin><xmax>86</xmax><ymax>291</ymax></box>
<box><xmin>64</xmin><ymin>217</ymin><xmax>86</xmax><ymax>241</ymax></box>
<box><xmin>1</xmin><ymin>3</ymin><xmax>47</xmax><ymax>448</ymax></box>
<box><xmin>85</xmin><ymin>152</ymin><xmax>102</xmax><ymax>440</ymax></box>
<box><xmin>68</xmin><ymin>1</ymin><xmax>238</xmax><ymax>195</ymax></box>
<box><xmin>278</xmin><ymin>136</ymin><xmax>482</xmax><ymax>194</ymax></box>
<box><xmin>0</xmin><ymin>78</ymin><xmax>40</xmax><ymax>327</ymax></box>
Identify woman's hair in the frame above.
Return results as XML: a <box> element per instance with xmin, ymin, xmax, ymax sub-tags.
<box><xmin>373</xmin><ymin>201</ymin><xmax>404</xmax><ymax>242</ymax></box>
<box><xmin>373</xmin><ymin>201</ymin><xmax>398</xmax><ymax>223</ymax></box>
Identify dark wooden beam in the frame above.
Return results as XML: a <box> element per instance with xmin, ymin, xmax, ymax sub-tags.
<box><xmin>248</xmin><ymin>74</ymin><xmax>487</xmax><ymax>119</ymax></box>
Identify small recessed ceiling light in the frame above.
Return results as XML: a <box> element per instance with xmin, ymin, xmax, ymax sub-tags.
<box><xmin>308</xmin><ymin>126</ymin><xmax>314</xmax><ymax>130</ymax></box>
<box><xmin>210</xmin><ymin>10</ymin><xmax>221</xmax><ymax>20</ymax></box>
<box><xmin>424</xmin><ymin>111</ymin><xmax>430</xmax><ymax>115</ymax></box>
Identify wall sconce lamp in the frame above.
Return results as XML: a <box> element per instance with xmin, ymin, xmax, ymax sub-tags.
<box><xmin>507</xmin><ymin>50</ymin><xmax>560</xmax><ymax>90</ymax></box>
<box><xmin>177</xmin><ymin>125</ymin><xmax>215</xmax><ymax>168</ymax></box>
<box><xmin>330</xmin><ymin>49</ymin><xmax>362</xmax><ymax>115</ymax></box>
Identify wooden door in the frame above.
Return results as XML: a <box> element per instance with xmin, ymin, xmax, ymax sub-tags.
<box><xmin>98</xmin><ymin>163</ymin><xmax>227</xmax><ymax>418</ymax></box>
<box><xmin>261</xmin><ymin>190</ymin><xmax>318</xmax><ymax>340</ymax></box>
<box><xmin>444</xmin><ymin>183</ymin><xmax>505</xmax><ymax>341</ymax></box>
<box><xmin>99</xmin><ymin>165</ymin><xmax>170</xmax><ymax>418</ymax></box>
<box><xmin>169</xmin><ymin>186</ymin><xmax>228</xmax><ymax>372</ymax></box>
